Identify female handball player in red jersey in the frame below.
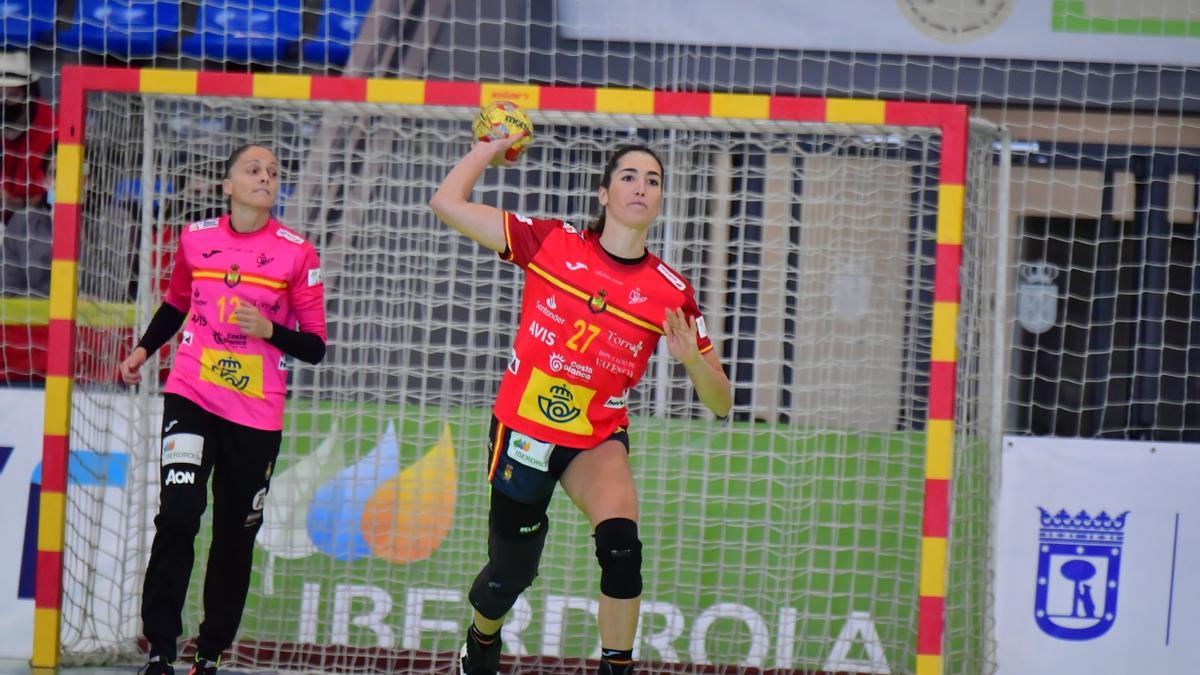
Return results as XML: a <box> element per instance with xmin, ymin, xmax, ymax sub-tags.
<box><xmin>431</xmin><ymin>134</ymin><xmax>732</xmax><ymax>675</ymax></box>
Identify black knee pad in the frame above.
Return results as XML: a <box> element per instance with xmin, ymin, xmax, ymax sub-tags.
<box><xmin>594</xmin><ymin>518</ymin><xmax>642</xmax><ymax>599</ymax></box>
<box><xmin>469</xmin><ymin>499</ymin><xmax>550</xmax><ymax>620</ymax></box>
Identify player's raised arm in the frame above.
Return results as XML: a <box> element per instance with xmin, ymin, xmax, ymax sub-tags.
<box><xmin>429</xmin><ymin>136</ymin><xmax>528</xmax><ymax>254</ymax></box>
<box><xmin>428</xmin><ymin>139</ymin><xmax>510</xmax><ymax>252</ymax></box>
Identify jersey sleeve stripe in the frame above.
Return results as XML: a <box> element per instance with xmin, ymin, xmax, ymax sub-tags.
<box><xmin>500</xmin><ymin>211</ymin><xmax>516</xmax><ymax>262</ymax></box>
<box><xmin>526</xmin><ymin>262</ymin><xmax>665</xmax><ymax>335</ymax></box>
<box><xmin>487</xmin><ymin>420</ymin><xmax>506</xmax><ymax>482</ymax></box>
<box><xmin>192</xmin><ymin>270</ymin><xmax>288</xmax><ymax>289</ymax></box>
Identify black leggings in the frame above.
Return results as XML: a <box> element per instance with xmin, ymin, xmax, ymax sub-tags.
<box><xmin>141</xmin><ymin>394</ymin><xmax>281</xmax><ymax>661</ymax></box>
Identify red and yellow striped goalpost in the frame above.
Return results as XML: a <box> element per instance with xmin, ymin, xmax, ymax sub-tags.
<box><xmin>35</xmin><ymin>65</ymin><xmax>967</xmax><ymax>672</ymax></box>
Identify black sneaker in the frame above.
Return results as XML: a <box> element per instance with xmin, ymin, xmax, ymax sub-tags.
<box><xmin>187</xmin><ymin>656</ymin><xmax>219</xmax><ymax>675</ymax></box>
<box><xmin>459</xmin><ymin>629</ymin><xmax>502</xmax><ymax>675</ymax></box>
<box><xmin>598</xmin><ymin>660</ymin><xmax>635</xmax><ymax>675</ymax></box>
<box><xmin>138</xmin><ymin>656</ymin><xmax>174</xmax><ymax>675</ymax></box>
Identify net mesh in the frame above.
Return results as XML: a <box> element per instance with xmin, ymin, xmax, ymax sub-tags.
<box><xmin>4</xmin><ymin>6</ymin><xmax>1197</xmax><ymax>434</ymax></box>
<box><xmin>54</xmin><ymin>91</ymin><xmax>1001</xmax><ymax>673</ymax></box>
<box><xmin>0</xmin><ymin>1</ymin><xmax>1192</xmax><ymax>671</ymax></box>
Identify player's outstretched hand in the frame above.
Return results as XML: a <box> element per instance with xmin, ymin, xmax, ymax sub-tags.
<box><xmin>119</xmin><ymin>347</ymin><xmax>148</xmax><ymax>385</ymax></box>
<box><xmin>663</xmin><ymin>307</ymin><xmax>701</xmax><ymax>367</ymax></box>
<box><xmin>234</xmin><ymin>304</ymin><xmax>274</xmax><ymax>339</ymax></box>
<box><xmin>474</xmin><ymin>131</ymin><xmax>529</xmax><ymax>167</ymax></box>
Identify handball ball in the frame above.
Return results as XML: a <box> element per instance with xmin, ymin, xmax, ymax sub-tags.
<box><xmin>473</xmin><ymin>100</ymin><xmax>533</xmax><ymax>162</ymax></box>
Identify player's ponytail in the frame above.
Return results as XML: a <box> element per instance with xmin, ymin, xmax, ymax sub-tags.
<box><xmin>589</xmin><ymin>143</ymin><xmax>665</xmax><ymax>234</ymax></box>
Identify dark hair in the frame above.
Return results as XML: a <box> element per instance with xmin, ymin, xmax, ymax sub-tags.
<box><xmin>223</xmin><ymin>143</ymin><xmax>271</xmax><ymax>212</ymax></box>
<box><xmin>589</xmin><ymin>144</ymin><xmax>665</xmax><ymax>234</ymax></box>
<box><xmin>225</xmin><ymin>143</ymin><xmax>269</xmax><ymax>179</ymax></box>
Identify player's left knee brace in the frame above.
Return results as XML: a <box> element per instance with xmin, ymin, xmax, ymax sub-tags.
<box><xmin>469</xmin><ymin>509</ymin><xmax>549</xmax><ymax>620</ymax></box>
<box><xmin>594</xmin><ymin>517</ymin><xmax>642</xmax><ymax>599</ymax></box>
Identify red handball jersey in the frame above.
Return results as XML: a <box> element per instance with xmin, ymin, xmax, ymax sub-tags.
<box><xmin>493</xmin><ymin>211</ymin><xmax>714</xmax><ymax>448</ymax></box>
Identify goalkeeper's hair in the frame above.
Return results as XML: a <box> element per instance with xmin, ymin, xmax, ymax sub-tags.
<box><xmin>224</xmin><ymin>143</ymin><xmax>270</xmax><ymax>178</ymax></box>
<box><xmin>589</xmin><ymin>144</ymin><xmax>665</xmax><ymax>235</ymax></box>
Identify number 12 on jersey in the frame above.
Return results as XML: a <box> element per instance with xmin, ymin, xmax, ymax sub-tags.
<box><xmin>216</xmin><ymin>295</ymin><xmax>242</xmax><ymax>323</ymax></box>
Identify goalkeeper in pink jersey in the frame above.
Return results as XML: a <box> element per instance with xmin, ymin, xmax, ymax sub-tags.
<box><xmin>432</xmin><ymin>135</ymin><xmax>732</xmax><ymax>675</ymax></box>
<box><xmin>118</xmin><ymin>144</ymin><xmax>327</xmax><ymax>675</ymax></box>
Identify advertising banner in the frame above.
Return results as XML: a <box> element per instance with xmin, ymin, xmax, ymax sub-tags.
<box><xmin>4</xmin><ymin>386</ymin><xmax>1014</xmax><ymax>672</ymax></box>
<box><xmin>0</xmin><ymin>386</ymin><xmax>932</xmax><ymax>671</ymax></box>
<box><xmin>235</xmin><ymin>412</ymin><xmax>921</xmax><ymax>672</ymax></box>
<box><xmin>0</xmin><ymin>389</ymin><xmax>43</xmax><ymax>658</ymax></box>
<box><xmin>996</xmin><ymin>436</ymin><xmax>1199</xmax><ymax>674</ymax></box>
<box><xmin>0</xmin><ymin>388</ymin><xmax>152</xmax><ymax>659</ymax></box>
<box><xmin>557</xmin><ymin>0</ymin><xmax>1199</xmax><ymax>66</ymax></box>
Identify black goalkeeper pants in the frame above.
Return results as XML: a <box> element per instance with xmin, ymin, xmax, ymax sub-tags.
<box><xmin>141</xmin><ymin>394</ymin><xmax>281</xmax><ymax>661</ymax></box>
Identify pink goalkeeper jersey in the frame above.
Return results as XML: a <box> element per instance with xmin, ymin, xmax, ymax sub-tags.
<box><xmin>161</xmin><ymin>215</ymin><xmax>327</xmax><ymax>430</ymax></box>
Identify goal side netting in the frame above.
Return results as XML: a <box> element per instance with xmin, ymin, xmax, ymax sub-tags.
<box><xmin>45</xmin><ymin>74</ymin><xmax>1003</xmax><ymax>675</ymax></box>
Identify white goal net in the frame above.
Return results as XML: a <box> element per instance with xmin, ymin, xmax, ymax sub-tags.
<box><xmin>53</xmin><ymin>84</ymin><xmax>1004</xmax><ymax>674</ymax></box>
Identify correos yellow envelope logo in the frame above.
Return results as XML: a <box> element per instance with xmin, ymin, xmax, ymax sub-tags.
<box><xmin>519</xmin><ymin>367</ymin><xmax>595</xmax><ymax>435</ymax></box>
<box><xmin>200</xmin><ymin>349</ymin><xmax>264</xmax><ymax>398</ymax></box>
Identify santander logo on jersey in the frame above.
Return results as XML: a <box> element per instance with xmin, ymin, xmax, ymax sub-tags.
<box><xmin>535</xmin><ymin>295</ymin><xmax>564</xmax><ymax>325</ymax></box>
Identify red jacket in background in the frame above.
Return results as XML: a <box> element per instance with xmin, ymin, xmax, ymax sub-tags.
<box><xmin>2</xmin><ymin>98</ymin><xmax>54</xmax><ymax>206</ymax></box>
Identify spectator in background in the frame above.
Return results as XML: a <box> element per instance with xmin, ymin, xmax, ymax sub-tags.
<box><xmin>1</xmin><ymin>51</ymin><xmax>54</xmax><ymax>295</ymax></box>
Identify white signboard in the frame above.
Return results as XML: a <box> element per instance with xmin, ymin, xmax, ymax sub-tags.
<box><xmin>0</xmin><ymin>389</ymin><xmax>45</xmax><ymax>658</ymax></box>
<box><xmin>558</xmin><ymin>0</ymin><xmax>1200</xmax><ymax>66</ymax></box>
<box><xmin>995</xmin><ymin>436</ymin><xmax>1199</xmax><ymax>674</ymax></box>
<box><xmin>0</xmin><ymin>388</ymin><xmax>157</xmax><ymax>659</ymax></box>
